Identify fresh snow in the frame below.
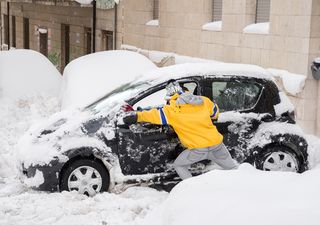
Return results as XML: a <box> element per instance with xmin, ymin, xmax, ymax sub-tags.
<box><xmin>60</xmin><ymin>50</ymin><xmax>157</xmax><ymax>110</ymax></box>
<box><xmin>243</xmin><ymin>22</ymin><xmax>269</xmax><ymax>34</ymax></box>
<box><xmin>146</xmin><ymin>19</ymin><xmax>159</xmax><ymax>26</ymax></box>
<box><xmin>202</xmin><ymin>21</ymin><xmax>222</xmax><ymax>31</ymax></box>
<box><xmin>139</xmin><ymin>164</ymin><xmax>320</xmax><ymax>225</ymax></box>
<box><xmin>268</xmin><ymin>68</ymin><xmax>306</xmax><ymax>96</ymax></box>
<box><xmin>0</xmin><ymin>49</ymin><xmax>61</xmax><ymax>99</ymax></box>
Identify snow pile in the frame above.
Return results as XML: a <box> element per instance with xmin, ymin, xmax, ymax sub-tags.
<box><xmin>306</xmin><ymin>135</ymin><xmax>320</xmax><ymax>168</ymax></box>
<box><xmin>121</xmin><ymin>44</ymin><xmax>220</xmax><ymax>65</ymax></box>
<box><xmin>0</xmin><ymin>186</ymin><xmax>168</xmax><ymax>225</ymax></box>
<box><xmin>0</xmin><ymin>49</ymin><xmax>61</xmax><ymax>99</ymax></box>
<box><xmin>243</xmin><ymin>22</ymin><xmax>269</xmax><ymax>34</ymax></box>
<box><xmin>0</xmin><ymin>49</ymin><xmax>61</xmax><ymax>178</ymax></box>
<box><xmin>268</xmin><ymin>68</ymin><xmax>306</xmax><ymax>96</ymax></box>
<box><xmin>202</xmin><ymin>21</ymin><xmax>222</xmax><ymax>31</ymax></box>
<box><xmin>61</xmin><ymin>50</ymin><xmax>157</xmax><ymax>110</ymax></box>
<box><xmin>146</xmin><ymin>19</ymin><xmax>159</xmax><ymax>26</ymax></box>
<box><xmin>274</xmin><ymin>92</ymin><xmax>295</xmax><ymax>116</ymax></box>
<box><xmin>139</xmin><ymin>164</ymin><xmax>320</xmax><ymax>225</ymax></box>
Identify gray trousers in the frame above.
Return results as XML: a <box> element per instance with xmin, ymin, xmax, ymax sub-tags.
<box><xmin>173</xmin><ymin>143</ymin><xmax>238</xmax><ymax>180</ymax></box>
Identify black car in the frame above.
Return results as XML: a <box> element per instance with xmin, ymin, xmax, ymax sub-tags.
<box><xmin>19</xmin><ymin>63</ymin><xmax>309</xmax><ymax>196</ymax></box>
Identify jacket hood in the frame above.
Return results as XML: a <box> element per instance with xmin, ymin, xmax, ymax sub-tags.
<box><xmin>174</xmin><ymin>92</ymin><xmax>203</xmax><ymax>106</ymax></box>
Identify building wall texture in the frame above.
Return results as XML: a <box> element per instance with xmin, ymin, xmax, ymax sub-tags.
<box><xmin>1</xmin><ymin>0</ymin><xmax>320</xmax><ymax>136</ymax></box>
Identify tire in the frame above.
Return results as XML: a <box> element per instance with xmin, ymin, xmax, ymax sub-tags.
<box><xmin>60</xmin><ymin>159</ymin><xmax>110</xmax><ymax>196</ymax></box>
<box><xmin>255</xmin><ymin>146</ymin><xmax>301</xmax><ymax>172</ymax></box>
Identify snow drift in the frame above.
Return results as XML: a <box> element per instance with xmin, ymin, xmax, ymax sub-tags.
<box><xmin>139</xmin><ymin>164</ymin><xmax>320</xmax><ymax>225</ymax></box>
<box><xmin>0</xmin><ymin>50</ymin><xmax>61</xmax><ymax>178</ymax></box>
<box><xmin>0</xmin><ymin>49</ymin><xmax>61</xmax><ymax>99</ymax></box>
<box><xmin>60</xmin><ymin>50</ymin><xmax>157</xmax><ymax>110</ymax></box>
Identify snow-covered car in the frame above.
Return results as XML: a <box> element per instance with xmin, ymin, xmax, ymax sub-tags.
<box><xmin>17</xmin><ymin>63</ymin><xmax>308</xmax><ymax>196</ymax></box>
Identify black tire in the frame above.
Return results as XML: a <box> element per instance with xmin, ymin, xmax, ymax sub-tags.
<box><xmin>255</xmin><ymin>146</ymin><xmax>302</xmax><ymax>172</ymax></box>
<box><xmin>60</xmin><ymin>158</ymin><xmax>110</xmax><ymax>196</ymax></box>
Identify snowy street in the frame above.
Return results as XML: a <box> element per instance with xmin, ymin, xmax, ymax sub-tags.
<box><xmin>1</xmin><ymin>49</ymin><xmax>320</xmax><ymax>225</ymax></box>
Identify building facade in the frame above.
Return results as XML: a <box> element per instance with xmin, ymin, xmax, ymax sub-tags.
<box><xmin>1</xmin><ymin>0</ymin><xmax>320</xmax><ymax>136</ymax></box>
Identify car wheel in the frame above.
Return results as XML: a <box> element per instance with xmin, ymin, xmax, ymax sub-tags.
<box><xmin>60</xmin><ymin>159</ymin><xmax>110</xmax><ymax>196</ymax></box>
<box><xmin>256</xmin><ymin>146</ymin><xmax>300</xmax><ymax>172</ymax></box>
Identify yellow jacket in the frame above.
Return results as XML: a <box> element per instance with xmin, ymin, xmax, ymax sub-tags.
<box><xmin>137</xmin><ymin>93</ymin><xmax>223</xmax><ymax>149</ymax></box>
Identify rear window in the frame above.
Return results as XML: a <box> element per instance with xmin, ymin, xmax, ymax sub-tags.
<box><xmin>211</xmin><ymin>80</ymin><xmax>262</xmax><ymax>112</ymax></box>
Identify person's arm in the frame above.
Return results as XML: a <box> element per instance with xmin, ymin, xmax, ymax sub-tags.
<box><xmin>208</xmin><ymin>99</ymin><xmax>220</xmax><ymax>120</ymax></box>
<box><xmin>137</xmin><ymin>107</ymin><xmax>169</xmax><ymax>125</ymax></box>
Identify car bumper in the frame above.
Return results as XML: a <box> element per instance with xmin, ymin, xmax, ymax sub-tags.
<box><xmin>22</xmin><ymin>160</ymin><xmax>64</xmax><ymax>192</ymax></box>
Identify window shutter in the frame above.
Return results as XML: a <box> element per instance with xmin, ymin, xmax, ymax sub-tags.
<box><xmin>154</xmin><ymin>0</ymin><xmax>159</xmax><ymax>20</ymax></box>
<box><xmin>212</xmin><ymin>0</ymin><xmax>222</xmax><ymax>22</ymax></box>
<box><xmin>256</xmin><ymin>0</ymin><xmax>270</xmax><ymax>23</ymax></box>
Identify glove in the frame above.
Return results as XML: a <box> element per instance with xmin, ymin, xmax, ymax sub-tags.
<box><xmin>123</xmin><ymin>113</ymin><xmax>138</xmax><ymax>125</ymax></box>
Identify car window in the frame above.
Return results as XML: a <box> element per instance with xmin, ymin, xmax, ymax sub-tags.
<box><xmin>133</xmin><ymin>81</ymin><xmax>199</xmax><ymax>110</ymax></box>
<box><xmin>133</xmin><ymin>88</ymin><xmax>167</xmax><ymax>110</ymax></box>
<box><xmin>211</xmin><ymin>81</ymin><xmax>261</xmax><ymax>112</ymax></box>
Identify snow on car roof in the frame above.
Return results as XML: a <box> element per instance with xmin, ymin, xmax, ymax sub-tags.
<box><xmin>140</xmin><ymin>62</ymin><xmax>272</xmax><ymax>85</ymax></box>
<box><xmin>0</xmin><ymin>49</ymin><xmax>62</xmax><ymax>99</ymax></box>
<box><xmin>61</xmin><ymin>50</ymin><xmax>157</xmax><ymax>110</ymax></box>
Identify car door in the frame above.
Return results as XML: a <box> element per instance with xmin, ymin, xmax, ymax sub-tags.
<box><xmin>203</xmin><ymin>77</ymin><xmax>264</xmax><ymax>163</ymax></box>
<box><xmin>117</xmin><ymin>79</ymin><xmax>202</xmax><ymax>176</ymax></box>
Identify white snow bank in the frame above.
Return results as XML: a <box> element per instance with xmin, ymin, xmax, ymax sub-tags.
<box><xmin>61</xmin><ymin>50</ymin><xmax>157</xmax><ymax>110</ymax></box>
<box><xmin>146</xmin><ymin>19</ymin><xmax>159</xmax><ymax>26</ymax></box>
<box><xmin>139</xmin><ymin>164</ymin><xmax>320</xmax><ymax>225</ymax></box>
<box><xmin>121</xmin><ymin>44</ymin><xmax>220</xmax><ymax>65</ymax></box>
<box><xmin>243</xmin><ymin>22</ymin><xmax>269</xmax><ymax>34</ymax></box>
<box><xmin>306</xmin><ymin>135</ymin><xmax>320</xmax><ymax>168</ymax></box>
<box><xmin>0</xmin><ymin>49</ymin><xmax>62</xmax><ymax>99</ymax></box>
<box><xmin>202</xmin><ymin>21</ymin><xmax>222</xmax><ymax>31</ymax></box>
<box><xmin>0</xmin><ymin>95</ymin><xmax>60</xmax><ymax>178</ymax></box>
<box><xmin>268</xmin><ymin>68</ymin><xmax>306</xmax><ymax>96</ymax></box>
<box><xmin>0</xmin><ymin>186</ymin><xmax>168</xmax><ymax>225</ymax></box>
<box><xmin>274</xmin><ymin>92</ymin><xmax>295</xmax><ymax>116</ymax></box>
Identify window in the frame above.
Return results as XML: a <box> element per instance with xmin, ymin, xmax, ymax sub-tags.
<box><xmin>256</xmin><ymin>0</ymin><xmax>270</xmax><ymax>23</ymax></box>
<box><xmin>102</xmin><ymin>30</ymin><xmax>113</xmax><ymax>51</ymax></box>
<box><xmin>133</xmin><ymin>81</ymin><xmax>199</xmax><ymax>110</ymax></box>
<box><xmin>3</xmin><ymin>14</ymin><xmax>9</xmax><ymax>45</ymax></box>
<box><xmin>212</xmin><ymin>0</ymin><xmax>222</xmax><ymax>22</ymax></box>
<box><xmin>84</xmin><ymin>27</ymin><xmax>92</xmax><ymax>54</ymax></box>
<box><xmin>61</xmin><ymin>24</ymin><xmax>70</xmax><ymax>69</ymax></box>
<box><xmin>153</xmin><ymin>0</ymin><xmax>159</xmax><ymax>20</ymax></box>
<box><xmin>11</xmin><ymin>16</ymin><xmax>16</xmax><ymax>47</ymax></box>
<box><xmin>23</xmin><ymin>17</ymin><xmax>29</xmax><ymax>49</ymax></box>
<box><xmin>133</xmin><ymin>88</ymin><xmax>167</xmax><ymax>110</ymax></box>
<box><xmin>211</xmin><ymin>81</ymin><xmax>262</xmax><ymax>112</ymax></box>
<box><xmin>39</xmin><ymin>29</ymin><xmax>48</xmax><ymax>57</ymax></box>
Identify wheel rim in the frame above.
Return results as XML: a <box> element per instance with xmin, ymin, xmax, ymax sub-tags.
<box><xmin>263</xmin><ymin>151</ymin><xmax>298</xmax><ymax>172</ymax></box>
<box><xmin>67</xmin><ymin>166</ymin><xmax>102</xmax><ymax>196</ymax></box>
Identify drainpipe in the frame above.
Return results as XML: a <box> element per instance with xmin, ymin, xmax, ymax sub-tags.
<box><xmin>7</xmin><ymin>1</ymin><xmax>10</xmax><ymax>49</ymax></box>
<box><xmin>92</xmin><ymin>0</ymin><xmax>96</xmax><ymax>53</ymax></box>
<box><xmin>113</xmin><ymin>3</ymin><xmax>117</xmax><ymax>50</ymax></box>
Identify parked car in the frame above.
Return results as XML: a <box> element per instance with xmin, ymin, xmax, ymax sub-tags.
<box><xmin>18</xmin><ymin>63</ymin><xmax>308</xmax><ymax>196</ymax></box>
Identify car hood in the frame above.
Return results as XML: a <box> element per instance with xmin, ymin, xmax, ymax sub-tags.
<box><xmin>16</xmin><ymin>106</ymin><xmax>118</xmax><ymax>168</ymax></box>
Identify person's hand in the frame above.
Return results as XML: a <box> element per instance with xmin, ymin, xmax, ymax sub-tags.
<box><xmin>122</xmin><ymin>113</ymin><xmax>138</xmax><ymax>125</ymax></box>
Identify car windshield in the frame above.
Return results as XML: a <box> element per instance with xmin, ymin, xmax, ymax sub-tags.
<box><xmin>86</xmin><ymin>81</ymin><xmax>151</xmax><ymax>114</ymax></box>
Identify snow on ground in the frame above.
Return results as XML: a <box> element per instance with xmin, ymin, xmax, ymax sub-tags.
<box><xmin>0</xmin><ymin>181</ymin><xmax>168</xmax><ymax>225</ymax></box>
<box><xmin>138</xmin><ymin>164</ymin><xmax>320</xmax><ymax>225</ymax></box>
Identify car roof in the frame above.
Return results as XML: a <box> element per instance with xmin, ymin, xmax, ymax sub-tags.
<box><xmin>139</xmin><ymin>62</ymin><xmax>273</xmax><ymax>85</ymax></box>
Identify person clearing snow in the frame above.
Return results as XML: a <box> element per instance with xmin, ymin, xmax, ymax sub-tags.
<box><xmin>123</xmin><ymin>80</ymin><xmax>238</xmax><ymax>180</ymax></box>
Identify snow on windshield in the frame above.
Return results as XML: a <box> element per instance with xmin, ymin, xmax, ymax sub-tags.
<box><xmin>60</xmin><ymin>50</ymin><xmax>157</xmax><ymax>110</ymax></box>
